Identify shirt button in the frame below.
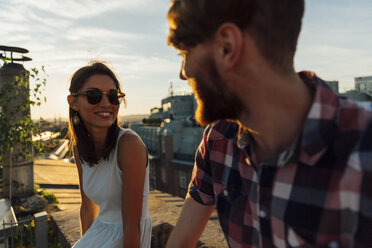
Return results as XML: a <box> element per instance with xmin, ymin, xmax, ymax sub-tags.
<box><xmin>328</xmin><ymin>241</ymin><xmax>339</xmax><ymax>248</ymax></box>
<box><xmin>259</xmin><ymin>210</ymin><xmax>267</xmax><ymax>218</ymax></box>
<box><xmin>223</xmin><ymin>190</ymin><xmax>229</xmax><ymax>197</ymax></box>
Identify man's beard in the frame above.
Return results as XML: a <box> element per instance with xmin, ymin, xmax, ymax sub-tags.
<box><xmin>189</xmin><ymin>57</ymin><xmax>244</xmax><ymax>126</ymax></box>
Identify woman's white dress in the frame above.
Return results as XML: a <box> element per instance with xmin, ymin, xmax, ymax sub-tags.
<box><xmin>73</xmin><ymin>129</ymin><xmax>152</xmax><ymax>248</ymax></box>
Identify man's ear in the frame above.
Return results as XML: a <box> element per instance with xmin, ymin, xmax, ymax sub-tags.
<box><xmin>67</xmin><ymin>95</ymin><xmax>79</xmax><ymax>111</ymax></box>
<box><xmin>215</xmin><ymin>23</ymin><xmax>243</xmax><ymax>70</ymax></box>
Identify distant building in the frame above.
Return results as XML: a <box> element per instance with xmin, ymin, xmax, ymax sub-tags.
<box><xmin>149</xmin><ymin>107</ymin><xmax>163</xmax><ymax>120</ymax></box>
<box><xmin>160</xmin><ymin>94</ymin><xmax>196</xmax><ymax>121</ymax></box>
<box><xmin>340</xmin><ymin>76</ymin><xmax>372</xmax><ymax>102</ymax></box>
<box><xmin>355</xmin><ymin>76</ymin><xmax>372</xmax><ymax>92</ymax></box>
<box><xmin>340</xmin><ymin>90</ymin><xmax>372</xmax><ymax>102</ymax></box>
<box><xmin>131</xmin><ymin>94</ymin><xmax>203</xmax><ymax>197</ymax></box>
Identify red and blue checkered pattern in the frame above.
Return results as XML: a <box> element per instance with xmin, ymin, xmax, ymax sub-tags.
<box><xmin>189</xmin><ymin>71</ymin><xmax>372</xmax><ymax>247</ymax></box>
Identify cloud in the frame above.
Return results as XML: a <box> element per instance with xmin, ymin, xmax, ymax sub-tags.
<box><xmin>295</xmin><ymin>43</ymin><xmax>372</xmax><ymax>91</ymax></box>
<box><xmin>64</xmin><ymin>26</ymin><xmax>148</xmax><ymax>43</ymax></box>
<box><xmin>12</xmin><ymin>0</ymin><xmax>156</xmax><ymax>19</ymax></box>
<box><xmin>2</xmin><ymin>0</ymin><xmax>371</xmax><ymax>119</ymax></box>
<box><xmin>297</xmin><ymin>0</ymin><xmax>372</xmax><ymax>90</ymax></box>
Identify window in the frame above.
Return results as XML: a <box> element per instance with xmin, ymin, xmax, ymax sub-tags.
<box><xmin>162</xmin><ymin>102</ymin><xmax>171</xmax><ymax>112</ymax></box>
<box><xmin>179</xmin><ymin>171</ymin><xmax>189</xmax><ymax>189</ymax></box>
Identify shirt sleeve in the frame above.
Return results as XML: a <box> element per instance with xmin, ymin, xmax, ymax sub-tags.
<box><xmin>188</xmin><ymin>126</ymin><xmax>215</xmax><ymax>206</ymax></box>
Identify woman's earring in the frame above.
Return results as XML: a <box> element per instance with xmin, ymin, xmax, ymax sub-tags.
<box><xmin>72</xmin><ymin>113</ymin><xmax>80</xmax><ymax>125</ymax></box>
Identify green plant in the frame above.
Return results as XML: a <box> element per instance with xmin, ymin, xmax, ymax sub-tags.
<box><xmin>48</xmin><ymin>224</ymin><xmax>62</xmax><ymax>248</ymax></box>
<box><xmin>42</xmin><ymin>192</ymin><xmax>59</xmax><ymax>204</ymax></box>
<box><xmin>0</xmin><ymin>62</ymin><xmax>47</xmax><ymax>198</ymax></box>
<box><xmin>0</xmin><ymin>63</ymin><xmax>47</xmax><ymax>163</ymax></box>
<box><xmin>11</xmin><ymin>220</ymin><xmax>62</xmax><ymax>248</ymax></box>
<box><xmin>13</xmin><ymin>219</ymin><xmax>36</xmax><ymax>247</ymax></box>
<box><xmin>35</xmin><ymin>184</ymin><xmax>59</xmax><ymax>204</ymax></box>
<box><xmin>34</xmin><ymin>183</ymin><xmax>41</xmax><ymax>192</ymax></box>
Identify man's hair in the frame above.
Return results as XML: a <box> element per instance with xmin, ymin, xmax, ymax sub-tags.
<box><xmin>167</xmin><ymin>0</ymin><xmax>305</xmax><ymax>72</ymax></box>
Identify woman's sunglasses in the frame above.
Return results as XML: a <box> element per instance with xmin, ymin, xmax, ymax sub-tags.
<box><xmin>71</xmin><ymin>88</ymin><xmax>125</xmax><ymax>105</ymax></box>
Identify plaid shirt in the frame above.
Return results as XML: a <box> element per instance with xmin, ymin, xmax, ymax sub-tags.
<box><xmin>189</xmin><ymin>71</ymin><xmax>372</xmax><ymax>248</ymax></box>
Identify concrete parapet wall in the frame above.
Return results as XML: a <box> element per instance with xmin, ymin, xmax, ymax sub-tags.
<box><xmin>50</xmin><ymin>190</ymin><xmax>227</xmax><ymax>248</ymax></box>
<box><xmin>50</xmin><ymin>207</ymin><xmax>81</xmax><ymax>248</ymax></box>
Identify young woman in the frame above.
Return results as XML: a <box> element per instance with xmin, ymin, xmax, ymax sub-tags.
<box><xmin>67</xmin><ymin>62</ymin><xmax>151</xmax><ymax>248</ymax></box>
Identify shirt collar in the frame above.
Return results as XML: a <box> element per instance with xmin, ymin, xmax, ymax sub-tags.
<box><xmin>236</xmin><ymin>71</ymin><xmax>339</xmax><ymax>167</ymax></box>
<box><xmin>297</xmin><ymin>71</ymin><xmax>339</xmax><ymax>166</ymax></box>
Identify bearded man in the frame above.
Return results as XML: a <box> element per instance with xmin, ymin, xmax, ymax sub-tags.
<box><xmin>165</xmin><ymin>0</ymin><xmax>372</xmax><ymax>247</ymax></box>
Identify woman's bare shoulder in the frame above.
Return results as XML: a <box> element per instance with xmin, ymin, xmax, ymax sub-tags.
<box><xmin>117</xmin><ymin>130</ymin><xmax>147</xmax><ymax>170</ymax></box>
<box><xmin>118</xmin><ymin>130</ymin><xmax>145</xmax><ymax>148</ymax></box>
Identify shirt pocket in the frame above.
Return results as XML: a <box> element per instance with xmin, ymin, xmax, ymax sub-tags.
<box><xmin>213</xmin><ymin>175</ymin><xmax>246</xmax><ymax>201</ymax></box>
<box><xmin>213</xmin><ymin>180</ymin><xmax>259</xmax><ymax>244</ymax></box>
<box><xmin>213</xmin><ymin>180</ymin><xmax>255</xmax><ymax>218</ymax></box>
<box><xmin>212</xmin><ymin>164</ymin><xmax>257</xmax><ymax>213</ymax></box>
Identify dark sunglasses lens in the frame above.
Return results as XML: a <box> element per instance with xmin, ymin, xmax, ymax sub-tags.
<box><xmin>108</xmin><ymin>90</ymin><xmax>121</xmax><ymax>105</ymax></box>
<box><xmin>86</xmin><ymin>89</ymin><xmax>102</xmax><ymax>104</ymax></box>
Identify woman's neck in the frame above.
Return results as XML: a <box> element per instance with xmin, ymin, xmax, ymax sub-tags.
<box><xmin>87</xmin><ymin>127</ymin><xmax>109</xmax><ymax>151</ymax></box>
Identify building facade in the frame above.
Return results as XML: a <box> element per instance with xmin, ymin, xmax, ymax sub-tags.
<box><xmin>131</xmin><ymin>94</ymin><xmax>204</xmax><ymax>197</ymax></box>
<box><xmin>355</xmin><ymin>76</ymin><xmax>372</xmax><ymax>92</ymax></box>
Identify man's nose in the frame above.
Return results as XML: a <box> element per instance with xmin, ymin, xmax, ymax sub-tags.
<box><xmin>179</xmin><ymin>61</ymin><xmax>187</xmax><ymax>80</ymax></box>
<box><xmin>179</xmin><ymin>69</ymin><xmax>187</xmax><ymax>80</ymax></box>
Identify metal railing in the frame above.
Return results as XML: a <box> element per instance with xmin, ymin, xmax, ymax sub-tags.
<box><xmin>0</xmin><ymin>211</ymin><xmax>48</xmax><ymax>248</ymax></box>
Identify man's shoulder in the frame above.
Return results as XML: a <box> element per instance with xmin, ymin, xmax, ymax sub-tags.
<box><xmin>337</xmin><ymin>97</ymin><xmax>372</xmax><ymax>131</ymax></box>
<box><xmin>306</xmin><ymin>71</ymin><xmax>372</xmax><ymax>133</ymax></box>
<box><xmin>333</xmin><ymin>97</ymin><xmax>372</xmax><ymax>169</ymax></box>
<box><xmin>204</xmin><ymin>120</ymin><xmax>240</xmax><ymax>142</ymax></box>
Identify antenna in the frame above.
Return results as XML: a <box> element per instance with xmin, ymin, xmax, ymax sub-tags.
<box><xmin>0</xmin><ymin>45</ymin><xmax>32</xmax><ymax>63</ymax></box>
<box><xmin>169</xmin><ymin>82</ymin><xmax>174</xmax><ymax>96</ymax></box>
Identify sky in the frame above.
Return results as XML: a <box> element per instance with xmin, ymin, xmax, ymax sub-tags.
<box><xmin>0</xmin><ymin>0</ymin><xmax>371</xmax><ymax>120</ymax></box>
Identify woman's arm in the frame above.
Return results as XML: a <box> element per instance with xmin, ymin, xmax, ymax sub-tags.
<box><xmin>117</xmin><ymin>132</ymin><xmax>147</xmax><ymax>248</ymax></box>
<box><xmin>73</xmin><ymin>147</ymin><xmax>99</xmax><ymax>236</ymax></box>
